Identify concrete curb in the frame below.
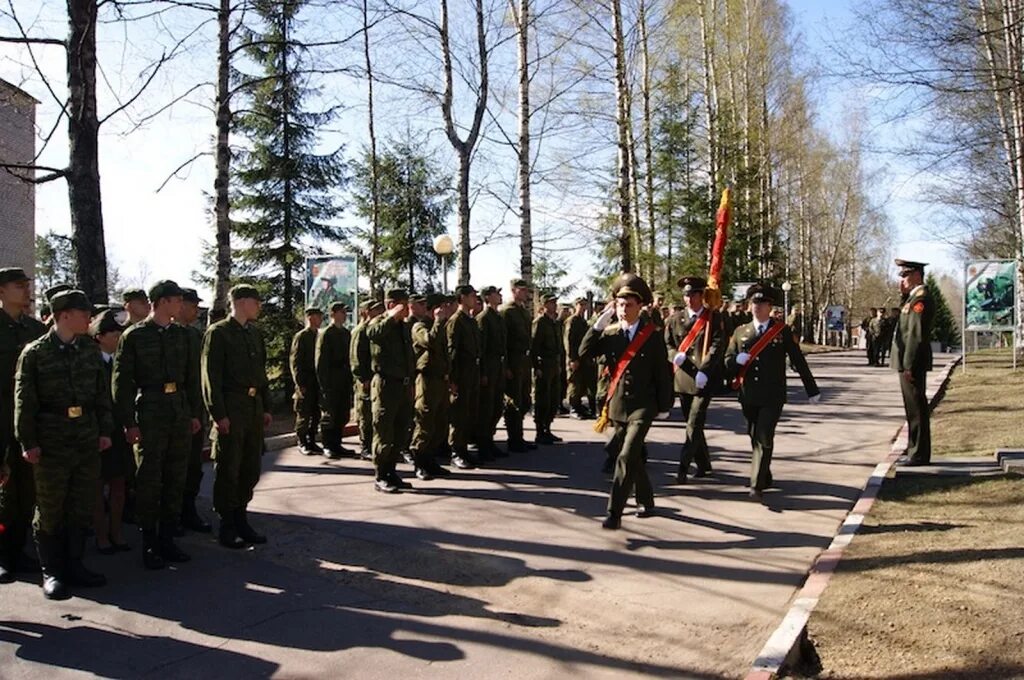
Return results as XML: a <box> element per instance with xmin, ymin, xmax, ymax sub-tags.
<box><xmin>995</xmin><ymin>448</ymin><xmax>1024</xmax><ymax>474</ymax></box>
<box><xmin>745</xmin><ymin>355</ymin><xmax>963</xmax><ymax>679</ymax></box>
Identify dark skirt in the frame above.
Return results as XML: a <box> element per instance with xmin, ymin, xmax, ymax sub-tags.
<box><xmin>101</xmin><ymin>434</ymin><xmax>133</xmax><ymax>482</ymax></box>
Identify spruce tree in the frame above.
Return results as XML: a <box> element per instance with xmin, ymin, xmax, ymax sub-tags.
<box><xmin>926</xmin><ymin>273</ymin><xmax>959</xmax><ymax>349</ymax></box>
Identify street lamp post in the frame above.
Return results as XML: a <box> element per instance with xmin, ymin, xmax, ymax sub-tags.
<box><xmin>782</xmin><ymin>281</ymin><xmax>792</xmax><ymax>320</ymax></box>
<box><xmin>433</xmin><ymin>234</ymin><xmax>454</xmax><ymax>294</ymax></box>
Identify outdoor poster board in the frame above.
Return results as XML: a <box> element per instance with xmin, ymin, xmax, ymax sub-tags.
<box><xmin>825</xmin><ymin>305</ymin><xmax>847</xmax><ymax>332</ymax></box>
<box><xmin>731</xmin><ymin>282</ymin><xmax>757</xmax><ymax>302</ymax></box>
<box><xmin>964</xmin><ymin>260</ymin><xmax>1015</xmax><ymax>331</ymax></box>
<box><xmin>306</xmin><ymin>255</ymin><xmax>358</xmax><ymax>324</ymax></box>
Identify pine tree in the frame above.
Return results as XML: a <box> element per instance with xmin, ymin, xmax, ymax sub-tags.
<box><xmin>926</xmin><ymin>273</ymin><xmax>959</xmax><ymax>349</ymax></box>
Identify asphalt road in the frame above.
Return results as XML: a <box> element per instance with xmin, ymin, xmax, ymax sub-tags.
<box><xmin>0</xmin><ymin>351</ymin><xmax>950</xmax><ymax>679</ymax></box>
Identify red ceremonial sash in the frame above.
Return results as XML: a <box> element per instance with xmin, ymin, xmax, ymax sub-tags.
<box><xmin>594</xmin><ymin>323</ymin><xmax>656</xmax><ymax>433</ymax></box>
<box><xmin>730</xmin><ymin>322</ymin><xmax>786</xmax><ymax>390</ymax></box>
<box><xmin>674</xmin><ymin>310</ymin><xmax>710</xmax><ymax>369</ymax></box>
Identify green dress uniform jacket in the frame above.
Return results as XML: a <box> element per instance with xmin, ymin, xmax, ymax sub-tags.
<box><xmin>531</xmin><ymin>314</ymin><xmax>561</xmax><ymax>429</ymax></box>
<box><xmin>113</xmin><ymin>319</ymin><xmax>201</xmax><ymax>528</ymax></box>
<box><xmin>289</xmin><ymin>326</ymin><xmax>320</xmax><ymax>445</ymax></box>
<box><xmin>201</xmin><ymin>318</ymin><xmax>270</xmax><ymax>514</ymax></box>
<box><xmin>15</xmin><ymin>330</ymin><xmax>114</xmax><ymax>535</ymax></box>
<box><xmin>446</xmin><ymin>309</ymin><xmax>481</xmax><ymax>452</ymax></box>
<box><xmin>476</xmin><ymin>306</ymin><xmax>506</xmax><ymax>448</ymax></box>
<box><xmin>890</xmin><ymin>285</ymin><xmax>935</xmax><ymax>463</ymax></box>
<box><xmin>366</xmin><ymin>314</ymin><xmax>415</xmax><ymax>475</ymax></box>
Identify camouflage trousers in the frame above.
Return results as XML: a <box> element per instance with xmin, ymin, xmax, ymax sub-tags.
<box><xmin>133</xmin><ymin>403</ymin><xmax>190</xmax><ymax>529</ymax></box>
<box><xmin>449</xmin><ymin>368</ymin><xmax>480</xmax><ymax>451</ymax></box>
<box><xmin>411</xmin><ymin>374</ymin><xmax>448</xmax><ymax>459</ymax></box>
<box><xmin>211</xmin><ymin>394</ymin><xmax>265</xmax><ymax>514</ymax></box>
<box><xmin>293</xmin><ymin>387</ymin><xmax>320</xmax><ymax>443</ymax></box>
<box><xmin>371</xmin><ymin>375</ymin><xmax>413</xmax><ymax>475</ymax></box>
<box><xmin>33</xmin><ymin>416</ymin><xmax>101</xmax><ymax>535</ymax></box>
<box><xmin>477</xmin><ymin>368</ymin><xmax>505</xmax><ymax>447</ymax></box>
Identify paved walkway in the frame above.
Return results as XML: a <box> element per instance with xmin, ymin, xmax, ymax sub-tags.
<box><xmin>0</xmin><ymin>352</ymin><xmax>954</xmax><ymax>679</ymax></box>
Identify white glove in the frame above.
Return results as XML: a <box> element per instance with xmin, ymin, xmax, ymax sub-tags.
<box><xmin>657</xmin><ymin>411</ymin><xmax>670</xmax><ymax>420</ymax></box>
<box><xmin>594</xmin><ymin>305</ymin><xmax>616</xmax><ymax>331</ymax></box>
<box><xmin>809</xmin><ymin>394</ymin><xmax>821</xmax><ymax>404</ymax></box>
<box><xmin>736</xmin><ymin>352</ymin><xmax>751</xmax><ymax>366</ymax></box>
<box><xmin>672</xmin><ymin>352</ymin><xmax>687</xmax><ymax>368</ymax></box>
<box><xmin>695</xmin><ymin>371</ymin><xmax>708</xmax><ymax>390</ymax></box>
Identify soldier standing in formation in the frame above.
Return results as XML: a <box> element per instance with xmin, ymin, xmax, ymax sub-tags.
<box><xmin>122</xmin><ymin>288</ymin><xmax>151</xmax><ymax>326</ymax></box>
<box><xmin>500</xmin><ymin>280</ymin><xmax>535</xmax><ymax>453</ymax></box>
<box><xmin>16</xmin><ymin>290</ymin><xmax>113</xmax><ymax>599</ymax></box>
<box><xmin>862</xmin><ymin>308</ymin><xmax>877</xmax><ymax>366</ymax></box>
<box><xmin>476</xmin><ymin>286</ymin><xmax>508</xmax><ymax>459</ymax></box>
<box><xmin>725</xmin><ymin>284</ymin><xmax>820</xmax><ymax>502</ymax></box>
<box><xmin>447</xmin><ymin>285</ymin><xmax>482</xmax><ymax>468</ymax></box>
<box><xmin>531</xmin><ymin>294</ymin><xmax>563</xmax><ymax>445</ymax></box>
<box><xmin>113</xmin><ymin>281</ymin><xmax>201</xmax><ymax>569</ymax></box>
<box><xmin>556</xmin><ymin>304</ymin><xmax>571</xmax><ymax>415</ymax></box>
<box><xmin>891</xmin><ymin>259</ymin><xmax>934</xmax><ymax>467</ymax></box>
<box><xmin>351</xmin><ymin>300</ymin><xmax>384</xmax><ymax>460</ymax></box>
<box><xmin>201</xmin><ymin>285</ymin><xmax>271</xmax><ymax>548</ymax></box>
<box><xmin>290</xmin><ymin>307</ymin><xmax>324</xmax><ymax>455</ymax></box>
<box><xmin>0</xmin><ymin>268</ymin><xmax>46</xmax><ymax>584</ymax></box>
<box><xmin>177</xmin><ymin>288</ymin><xmax>212</xmax><ymax>534</ymax></box>
<box><xmin>666</xmin><ymin>276</ymin><xmax>726</xmax><ymax>484</ymax></box>
<box><xmin>564</xmin><ymin>297</ymin><xmax>594</xmax><ymax>419</ymax></box>
<box><xmin>580</xmin><ymin>278</ymin><xmax>672</xmax><ymax>530</ymax></box>
<box><xmin>868</xmin><ymin>307</ymin><xmax>886</xmax><ymax>367</ymax></box>
<box><xmin>366</xmin><ymin>289</ymin><xmax>415</xmax><ymax>492</ymax></box>
<box><xmin>316</xmin><ymin>302</ymin><xmax>354</xmax><ymax>459</ymax></box>
<box><xmin>410</xmin><ymin>293</ymin><xmax>452</xmax><ymax>481</ymax></box>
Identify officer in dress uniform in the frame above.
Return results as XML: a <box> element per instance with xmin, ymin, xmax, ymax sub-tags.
<box><xmin>891</xmin><ymin>259</ymin><xmax>935</xmax><ymax>466</ymax></box>
<box><xmin>290</xmin><ymin>307</ymin><xmax>324</xmax><ymax>455</ymax></box>
<box><xmin>724</xmin><ymin>284</ymin><xmax>820</xmax><ymax>502</ymax></box>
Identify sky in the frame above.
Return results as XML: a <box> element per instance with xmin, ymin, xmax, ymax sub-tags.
<box><xmin>0</xmin><ymin>0</ymin><xmax>962</xmax><ymax>304</ymax></box>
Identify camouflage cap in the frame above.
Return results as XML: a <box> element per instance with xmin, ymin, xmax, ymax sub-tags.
<box><xmin>304</xmin><ymin>306</ymin><xmax>323</xmax><ymax>316</ymax></box>
<box><xmin>148</xmin><ymin>279</ymin><xmax>184</xmax><ymax>303</ymax></box>
<box><xmin>409</xmin><ymin>294</ymin><xmax>427</xmax><ymax>305</ymax></box>
<box><xmin>480</xmin><ymin>285</ymin><xmax>501</xmax><ymax>297</ymax></box>
<box><xmin>385</xmin><ymin>288</ymin><xmax>409</xmax><ymax>303</ymax></box>
<box><xmin>454</xmin><ymin>284</ymin><xmax>476</xmax><ymax>297</ymax></box>
<box><xmin>330</xmin><ymin>301</ymin><xmax>349</xmax><ymax>313</ymax></box>
<box><xmin>182</xmin><ymin>288</ymin><xmax>202</xmax><ymax>304</ymax></box>
<box><xmin>574</xmin><ymin>296</ymin><xmax>588</xmax><ymax>305</ymax></box>
<box><xmin>45</xmin><ymin>283</ymin><xmax>73</xmax><ymax>302</ymax></box>
<box><xmin>0</xmin><ymin>267</ymin><xmax>30</xmax><ymax>286</ymax></box>
<box><xmin>365</xmin><ymin>300</ymin><xmax>385</xmax><ymax>314</ymax></box>
<box><xmin>425</xmin><ymin>293</ymin><xmax>446</xmax><ymax>308</ymax></box>
<box><xmin>542</xmin><ymin>293</ymin><xmax>558</xmax><ymax>304</ymax></box>
<box><xmin>89</xmin><ymin>308</ymin><xmax>125</xmax><ymax>337</ymax></box>
<box><xmin>510</xmin><ymin>278</ymin><xmax>530</xmax><ymax>289</ymax></box>
<box><xmin>122</xmin><ymin>287</ymin><xmax>148</xmax><ymax>304</ymax></box>
<box><xmin>230</xmin><ymin>284</ymin><xmax>261</xmax><ymax>301</ymax></box>
<box><xmin>51</xmin><ymin>289</ymin><xmax>92</xmax><ymax>314</ymax></box>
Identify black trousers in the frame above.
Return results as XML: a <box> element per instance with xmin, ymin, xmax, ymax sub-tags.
<box><xmin>606</xmin><ymin>419</ymin><xmax>654</xmax><ymax>516</ymax></box>
<box><xmin>678</xmin><ymin>393</ymin><xmax>713</xmax><ymax>474</ymax></box>
<box><xmin>741</xmin><ymin>401</ymin><xmax>784</xmax><ymax>491</ymax></box>
<box><xmin>899</xmin><ymin>369</ymin><xmax>931</xmax><ymax>462</ymax></box>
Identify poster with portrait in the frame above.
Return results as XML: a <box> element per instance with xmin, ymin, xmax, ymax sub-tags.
<box><xmin>306</xmin><ymin>255</ymin><xmax>358</xmax><ymax>322</ymax></box>
<box><xmin>825</xmin><ymin>305</ymin><xmax>847</xmax><ymax>332</ymax></box>
<box><xmin>964</xmin><ymin>260</ymin><xmax>1015</xmax><ymax>331</ymax></box>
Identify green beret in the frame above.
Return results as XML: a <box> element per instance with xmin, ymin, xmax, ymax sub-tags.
<box><xmin>454</xmin><ymin>284</ymin><xmax>476</xmax><ymax>297</ymax></box>
<box><xmin>182</xmin><ymin>288</ymin><xmax>202</xmax><ymax>304</ymax></box>
<box><xmin>89</xmin><ymin>309</ymin><xmax>125</xmax><ymax>337</ymax></box>
<box><xmin>0</xmin><ymin>267</ymin><xmax>30</xmax><ymax>286</ymax></box>
<box><xmin>385</xmin><ymin>288</ymin><xmax>408</xmax><ymax>303</ymax></box>
<box><xmin>122</xmin><ymin>288</ymin><xmax>148</xmax><ymax>304</ymax></box>
<box><xmin>330</xmin><ymin>301</ymin><xmax>348</xmax><ymax>313</ymax></box>
<box><xmin>230</xmin><ymin>285</ymin><xmax>261</xmax><ymax>301</ymax></box>
<box><xmin>45</xmin><ymin>283</ymin><xmax>73</xmax><ymax>303</ymax></box>
<box><xmin>304</xmin><ymin>306</ymin><xmax>323</xmax><ymax>316</ymax></box>
<box><xmin>148</xmin><ymin>279</ymin><xmax>184</xmax><ymax>303</ymax></box>
<box><xmin>51</xmin><ymin>290</ymin><xmax>92</xmax><ymax>314</ymax></box>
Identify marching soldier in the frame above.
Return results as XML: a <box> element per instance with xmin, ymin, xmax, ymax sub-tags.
<box><xmin>177</xmin><ymin>288</ymin><xmax>212</xmax><ymax>533</ymax></box>
<box><xmin>891</xmin><ymin>259</ymin><xmax>935</xmax><ymax>466</ymax></box>
<box><xmin>500</xmin><ymin>280</ymin><xmax>534</xmax><ymax>453</ymax></box>
<box><xmin>724</xmin><ymin>284</ymin><xmax>820</xmax><ymax>501</ymax></box>
<box><xmin>290</xmin><ymin>307</ymin><xmax>324</xmax><ymax>455</ymax></box>
<box><xmin>580</xmin><ymin>277</ymin><xmax>673</xmax><ymax>530</ymax></box>
<box><xmin>366</xmin><ymin>289</ymin><xmax>415</xmax><ymax>492</ymax></box>
<box><xmin>447</xmin><ymin>285</ymin><xmax>482</xmax><ymax>468</ymax></box>
<box><xmin>316</xmin><ymin>302</ymin><xmax>354</xmax><ymax>459</ymax></box>
<box><xmin>531</xmin><ymin>294</ymin><xmax>562</xmax><ymax>445</ymax></box>
<box><xmin>410</xmin><ymin>293</ymin><xmax>452</xmax><ymax>480</ymax></box>
<box><xmin>16</xmin><ymin>290</ymin><xmax>113</xmax><ymax>599</ymax></box>
<box><xmin>351</xmin><ymin>300</ymin><xmax>384</xmax><ymax>460</ymax></box>
<box><xmin>113</xmin><ymin>280</ymin><xmax>201</xmax><ymax>569</ymax></box>
<box><xmin>666</xmin><ymin>276</ymin><xmax>727</xmax><ymax>483</ymax></box>
<box><xmin>122</xmin><ymin>288</ymin><xmax>151</xmax><ymax>326</ymax></box>
<box><xmin>565</xmin><ymin>297</ymin><xmax>593</xmax><ymax>419</ymax></box>
<box><xmin>202</xmin><ymin>285</ymin><xmax>272</xmax><ymax>548</ymax></box>
<box><xmin>0</xmin><ymin>268</ymin><xmax>47</xmax><ymax>584</ymax></box>
<box><xmin>476</xmin><ymin>286</ymin><xmax>507</xmax><ymax>459</ymax></box>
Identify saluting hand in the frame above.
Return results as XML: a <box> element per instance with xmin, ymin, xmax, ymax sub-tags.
<box><xmin>190</xmin><ymin>418</ymin><xmax>202</xmax><ymax>435</ymax></box>
<box><xmin>99</xmin><ymin>436</ymin><xmax>112</xmax><ymax>452</ymax></box>
<box><xmin>125</xmin><ymin>426</ymin><xmax>141</xmax><ymax>444</ymax></box>
<box><xmin>22</xmin><ymin>447</ymin><xmax>40</xmax><ymax>465</ymax></box>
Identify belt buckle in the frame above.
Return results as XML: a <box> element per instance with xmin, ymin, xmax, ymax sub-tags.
<box><xmin>247</xmin><ymin>387</ymin><xmax>257</xmax><ymax>397</ymax></box>
<box><xmin>163</xmin><ymin>382</ymin><xmax>177</xmax><ymax>394</ymax></box>
<box><xmin>67</xmin><ymin>406</ymin><xmax>83</xmax><ymax>419</ymax></box>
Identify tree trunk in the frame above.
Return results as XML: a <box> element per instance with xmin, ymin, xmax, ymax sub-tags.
<box><xmin>213</xmin><ymin>0</ymin><xmax>232</xmax><ymax>315</ymax></box>
<box><xmin>639</xmin><ymin>0</ymin><xmax>656</xmax><ymax>284</ymax></box>
<box><xmin>698</xmin><ymin>0</ymin><xmax>719</xmax><ymax>218</ymax></box>
<box><xmin>457</xmin><ymin>149</ymin><xmax>472</xmax><ymax>284</ymax></box>
<box><xmin>281</xmin><ymin>6</ymin><xmax>294</xmax><ymax>322</ymax></box>
<box><xmin>515</xmin><ymin>0</ymin><xmax>533</xmax><ymax>286</ymax></box>
<box><xmin>66</xmin><ymin>0</ymin><xmax>107</xmax><ymax>303</ymax></box>
<box><xmin>363</xmin><ymin>0</ymin><xmax>382</xmax><ymax>299</ymax></box>
<box><xmin>611</xmin><ymin>0</ymin><xmax>632</xmax><ymax>272</ymax></box>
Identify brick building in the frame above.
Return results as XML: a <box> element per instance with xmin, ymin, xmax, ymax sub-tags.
<box><xmin>0</xmin><ymin>78</ymin><xmax>38</xmax><ymax>275</ymax></box>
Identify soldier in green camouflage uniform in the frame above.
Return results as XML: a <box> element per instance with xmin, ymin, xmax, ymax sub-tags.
<box><xmin>317</xmin><ymin>302</ymin><xmax>354</xmax><ymax>459</ymax></box>
<box><xmin>290</xmin><ymin>307</ymin><xmax>324</xmax><ymax>455</ymax></box>
<box><xmin>367</xmin><ymin>289</ymin><xmax>415</xmax><ymax>492</ymax></box>
<box><xmin>351</xmin><ymin>300</ymin><xmax>384</xmax><ymax>460</ymax></box>
<box><xmin>0</xmin><ymin>268</ymin><xmax>47</xmax><ymax>584</ymax></box>
<box><xmin>113</xmin><ymin>280</ymin><xmax>201</xmax><ymax>569</ymax></box>
<box><xmin>177</xmin><ymin>288</ymin><xmax>212</xmax><ymax>533</ymax></box>
<box><xmin>202</xmin><ymin>285</ymin><xmax>272</xmax><ymax>549</ymax></box>
<box><xmin>531</xmin><ymin>294</ymin><xmax>562</xmax><ymax>445</ymax></box>
<box><xmin>500</xmin><ymin>280</ymin><xmax>534</xmax><ymax>453</ymax></box>
<box><xmin>556</xmin><ymin>305</ymin><xmax>571</xmax><ymax>415</ymax></box>
<box><xmin>16</xmin><ymin>290</ymin><xmax>113</xmax><ymax>599</ymax></box>
<box><xmin>447</xmin><ymin>285</ymin><xmax>482</xmax><ymax>468</ymax></box>
<box><xmin>122</xmin><ymin>288</ymin><xmax>151</xmax><ymax>326</ymax></box>
<box><xmin>409</xmin><ymin>293</ymin><xmax>452</xmax><ymax>480</ymax></box>
<box><xmin>476</xmin><ymin>286</ymin><xmax>507</xmax><ymax>459</ymax></box>
<box><xmin>564</xmin><ymin>297</ymin><xmax>593</xmax><ymax>419</ymax></box>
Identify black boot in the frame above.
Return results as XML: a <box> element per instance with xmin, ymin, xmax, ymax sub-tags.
<box><xmin>181</xmin><ymin>496</ymin><xmax>213</xmax><ymax>533</ymax></box>
<box><xmin>141</xmin><ymin>528</ymin><xmax>166</xmax><ymax>570</ymax></box>
<box><xmin>66</xmin><ymin>528</ymin><xmax>106</xmax><ymax>587</ymax></box>
<box><xmin>305</xmin><ymin>435</ymin><xmax>324</xmax><ymax>455</ymax></box>
<box><xmin>35</xmin><ymin>531</ymin><xmax>69</xmax><ymax>600</ymax></box>
<box><xmin>235</xmin><ymin>508</ymin><xmax>267</xmax><ymax>545</ymax></box>
<box><xmin>159</xmin><ymin>522</ymin><xmax>191</xmax><ymax>563</ymax></box>
<box><xmin>218</xmin><ymin>513</ymin><xmax>246</xmax><ymax>549</ymax></box>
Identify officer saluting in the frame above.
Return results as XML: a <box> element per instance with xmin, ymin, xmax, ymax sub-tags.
<box><xmin>724</xmin><ymin>284</ymin><xmax>819</xmax><ymax>502</ymax></box>
<box><xmin>891</xmin><ymin>259</ymin><xmax>935</xmax><ymax>466</ymax></box>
